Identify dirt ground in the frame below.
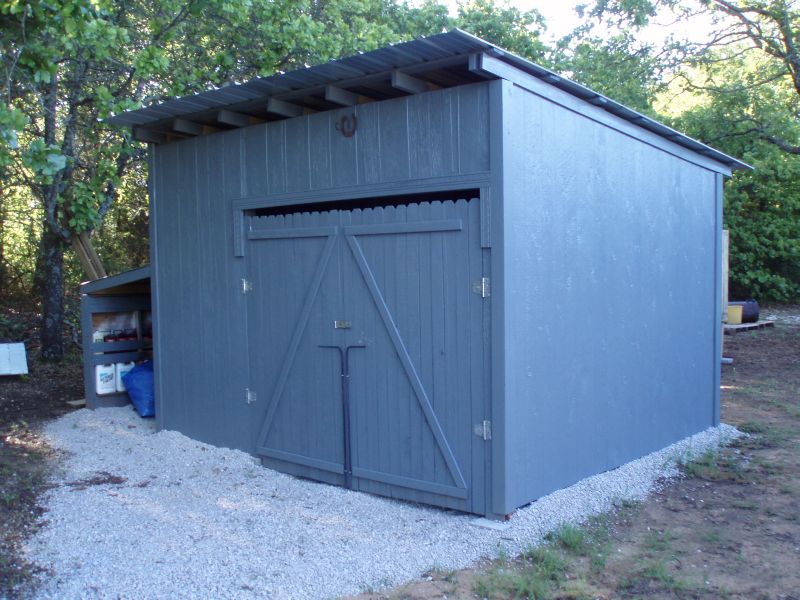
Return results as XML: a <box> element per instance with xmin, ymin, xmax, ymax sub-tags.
<box><xmin>0</xmin><ymin>306</ymin><xmax>83</xmax><ymax>596</ymax></box>
<box><xmin>1</xmin><ymin>309</ymin><xmax>798</xmax><ymax>599</ymax></box>
<box><xmin>358</xmin><ymin>312</ymin><xmax>800</xmax><ymax>600</ymax></box>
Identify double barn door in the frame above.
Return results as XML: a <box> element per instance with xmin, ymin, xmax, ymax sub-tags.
<box><xmin>245</xmin><ymin>198</ymin><xmax>489</xmax><ymax>513</ymax></box>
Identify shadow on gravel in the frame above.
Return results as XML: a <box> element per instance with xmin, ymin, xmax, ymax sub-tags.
<box><xmin>0</xmin><ymin>346</ymin><xmax>83</xmax><ymax>597</ymax></box>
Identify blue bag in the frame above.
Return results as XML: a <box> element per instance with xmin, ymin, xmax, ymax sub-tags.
<box><xmin>122</xmin><ymin>360</ymin><xmax>155</xmax><ymax>418</ymax></box>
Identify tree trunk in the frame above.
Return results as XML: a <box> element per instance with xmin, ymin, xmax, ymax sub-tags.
<box><xmin>0</xmin><ymin>189</ymin><xmax>5</xmax><ymax>295</ymax></box>
<box><xmin>40</xmin><ymin>226</ymin><xmax>65</xmax><ymax>361</ymax></box>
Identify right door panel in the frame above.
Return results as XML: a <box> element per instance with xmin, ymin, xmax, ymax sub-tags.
<box><xmin>342</xmin><ymin>199</ymin><xmax>488</xmax><ymax>514</ymax></box>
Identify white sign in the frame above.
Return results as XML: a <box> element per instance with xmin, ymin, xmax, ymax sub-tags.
<box><xmin>0</xmin><ymin>343</ymin><xmax>28</xmax><ymax>376</ymax></box>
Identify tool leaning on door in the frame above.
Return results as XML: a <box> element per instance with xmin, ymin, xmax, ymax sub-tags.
<box><xmin>318</xmin><ymin>343</ymin><xmax>366</xmax><ymax>490</ymax></box>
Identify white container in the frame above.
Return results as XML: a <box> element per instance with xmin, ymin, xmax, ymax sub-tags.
<box><xmin>115</xmin><ymin>362</ymin><xmax>136</xmax><ymax>392</ymax></box>
<box><xmin>95</xmin><ymin>364</ymin><xmax>116</xmax><ymax>395</ymax></box>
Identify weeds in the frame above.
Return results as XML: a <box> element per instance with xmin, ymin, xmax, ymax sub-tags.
<box><xmin>700</xmin><ymin>529</ymin><xmax>723</xmax><ymax>545</ymax></box>
<box><xmin>421</xmin><ymin>566</ymin><xmax>456</xmax><ymax>583</ymax></box>
<box><xmin>735</xmin><ymin>421</ymin><xmax>789</xmax><ymax>449</ymax></box>
<box><xmin>738</xmin><ymin>421</ymin><xmax>768</xmax><ymax>434</ymax></box>
<box><xmin>682</xmin><ymin>449</ymin><xmax>749</xmax><ymax>482</ymax></box>
<box><xmin>642</xmin><ymin>529</ymin><xmax>675</xmax><ymax>555</ymax></box>
<box><xmin>545</xmin><ymin>524</ymin><xmax>586</xmax><ymax>555</ymax></box>
<box><xmin>473</xmin><ymin>518</ymin><xmax>617</xmax><ymax>599</ymax></box>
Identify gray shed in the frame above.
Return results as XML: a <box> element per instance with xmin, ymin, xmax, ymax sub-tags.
<box><xmin>104</xmin><ymin>30</ymin><xmax>748</xmax><ymax>519</ymax></box>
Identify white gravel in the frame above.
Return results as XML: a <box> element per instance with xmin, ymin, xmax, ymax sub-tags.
<box><xmin>763</xmin><ymin>309</ymin><xmax>800</xmax><ymax>325</ymax></box>
<box><xmin>25</xmin><ymin>407</ymin><xmax>740</xmax><ymax>599</ymax></box>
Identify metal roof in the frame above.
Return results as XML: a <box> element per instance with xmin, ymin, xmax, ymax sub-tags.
<box><xmin>81</xmin><ymin>265</ymin><xmax>150</xmax><ymax>294</ymax></box>
<box><xmin>107</xmin><ymin>29</ymin><xmax>750</xmax><ymax>171</ymax></box>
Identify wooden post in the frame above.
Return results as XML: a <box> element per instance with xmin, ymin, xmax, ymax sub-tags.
<box><xmin>71</xmin><ymin>232</ymin><xmax>107</xmax><ymax>281</ymax></box>
<box><xmin>722</xmin><ymin>229</ymin><xmax>729</xmax><ymax>322</ymax></box>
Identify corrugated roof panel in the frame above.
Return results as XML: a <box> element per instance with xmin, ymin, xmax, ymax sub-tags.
<box><xmin>108</xmin><ymin>29</ymin><xmax>749</xmax><ymax>170</ymax></box>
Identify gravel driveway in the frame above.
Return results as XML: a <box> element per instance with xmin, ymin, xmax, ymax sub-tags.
<box><xmin>25</xmin><ymin>407</ymin><xmax>738</xmax><ymax>599</ymax></box>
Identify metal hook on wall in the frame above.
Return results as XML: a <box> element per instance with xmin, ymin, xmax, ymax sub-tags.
<box><xmin>335</xmin><ymin>114</ymin><xmax>358</xmax><ymax>138</ymax></box>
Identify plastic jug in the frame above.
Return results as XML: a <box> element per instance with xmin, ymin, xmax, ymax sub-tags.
<box><xmin>115</xmin><ymin>362</ymin><xmax>136</xmax><ymax>392</ymax></box>
<box><xmin>95</xmin><ymin>364</ymin><xmax>116</xmax><ymax>395</ymax></box>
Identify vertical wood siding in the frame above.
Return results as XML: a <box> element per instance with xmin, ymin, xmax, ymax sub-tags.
<box><xmin>150</xmin><ymin>83</ymin><xmax>491</xmax><ymax>452</ymax></box>
<box><xmin>499</xmin><ymin>81</ymin><xmax>719</xmax><ymax>512</ymax></box>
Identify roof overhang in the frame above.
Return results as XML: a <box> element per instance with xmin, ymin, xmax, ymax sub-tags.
<box><xmin>80</xmin><ymin>266</ymin><xmax>150</xmax><ymax>296</ymax></box>
<box><xmin>106</xmin><ymin>29</ymin><xmax>751</xmax><ymax>172</ymax></box>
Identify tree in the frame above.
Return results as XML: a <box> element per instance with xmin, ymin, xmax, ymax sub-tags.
<box><xmin>456</xmin><ymin>0</ymin><xmax>548</xmax><ymax>62</ymax></box>
<box><xmin>552</xmin><ymin>31</ymin><xmax>665</xmax><ymax>114</ymax></box>
<box><xmin>577</xmin><ymin>0</ymin><xmax>800</xmax><ymax>302</ymax></box>
<box><xmin>0</xmin><ymin>0</ymin><xmax>458</xmax><ymax>360</ymax></box>
<box><xmin>583</xmin><ymin>0</ymin><xmax>800</xmax><ymax>152</ymax></box>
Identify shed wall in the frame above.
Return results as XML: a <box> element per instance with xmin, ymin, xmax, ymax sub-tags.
<box><xmin>149</xmin><ymin>83</ymin><xmax>492</xmax><ymax>451</ymax></box>
<box><xmin>499</xmin><ymin>81</ymin><xmax>720</xmax><ymax>512</ymax></box>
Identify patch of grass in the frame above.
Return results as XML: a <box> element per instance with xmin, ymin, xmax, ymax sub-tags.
<box><xmin>584</xmin><ymin>519</ymin><xmax>613</xmax><ymax>573</ymax></box>
<box><xmin>700</xmin><ymin>529</ymin><xmax>723</xmax><ymax>545</ymax></box>
<box><xmin>641</xmin><ymin>559</ymin><xmax>691</xmax><ymax>592</ymax></box>
<box><xmin>731</xmin><ymin>499</ymin><xmax>758</xmax><ymax>510</ymax></box>
<box><xmin>611</xmin><ymin>497</ymin><xmax>642</xmax><ymax>526</ymax></box>
<box><xmin>546</xmin><ymin>524</ymin><xmax>587</xmax><ymax>555</ymax></box>
<box><xmin>738</xmin><ymin>420</ymin><xmax>768</xmax><ymax>434</ymax></box>
<box><xmin>559</xmin><ymin>577</ymin><xmax>601</xmax><ymax>600</ymax></box>
<box><xmin>474</xmin><ymin>563</ymin><xmax>553</xmax><ymax>600</ymax></box>
<box><xmin>683</xmin><ymin>449</ymin><xmax>749</xmax><ymax>482</ymax></box>
<box><xmin>754</xmin><ymin>458</ymin><xmax>785</xmax><ymax>475</ymax></box>
<box><xmin>422</xmin><ymin>566</ymin><xmax>456</xmax><ymax>583</ymax></box>
<box><xmin>642</xmin><ymin>529</ymin><xmax>675</xmax><ymax>555</ymax></box>
<box><xmin>736</xmin><ymin>422</ymin><xmax>790</xmax><ymax>449</ymax></box>
<box><xmin>475</xmin><ymin>545</ymin><xmax>568</xmax><ymax>599</ymax></box>
<box><xmin>522</xmin><ymin>545</ymin><xmax>567</xmax><ymax>580</ymax></box>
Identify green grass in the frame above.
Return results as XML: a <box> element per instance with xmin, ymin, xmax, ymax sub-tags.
<box><xmin>640</xmin><ymin>559</ymin><xmax>691</xmax><ymax>592</ymax></box>
<box><xmin>683</xmin><ymin>450</ymin><xmax>749</xmax><ymax>482</ymax></box>
<box><xmin>700</xmin><ymin>529</ymin><xmax>723</xmax><ymax>545</ymax></box>
<box><xmin>735</xmin><ymin>421</ymin><xmax>790</xmax><ymax>449</ymax></box>
<box><xmin>731</xmin><ymin>499</ymin><xmax>758</xmax><ymax>510</ymax></box>
<box><xmin>738</xmin><ymin>420</ymin><xmax>768</xmax><ymax>434</ymax></box>
<box><xmin>784</xmin><ymin>400</ymin><xmax>800</xmax><ymax>418</ymax></box>
<box><xmin>475</xmin><ymin>543</ymin><xmax>568</xmax><ymax>599</ymax></box>
<box><xmin>473</xmin><ymin>519</ymin><xmax>618</xmax><ymax>600</ymax></box>
<box><xmin>421</xmin><ymin>566</ymin><xmax>456</xmax><ymax>583</ymax></box>
<box><xmin>546</xmin><ymin>524</ymin><xmax>587</xmax><ymax>555</ymax></box>
<box><xmin>642</xmin><ymin>529</ymin><xmax>675</xmax><ymax>555</ymax></box>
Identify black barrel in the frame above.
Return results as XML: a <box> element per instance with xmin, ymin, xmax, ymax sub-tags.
<box><xmin>729</xmin><ymin>300</ymin><xmax>760</xmax><ymax>323</ymax></box>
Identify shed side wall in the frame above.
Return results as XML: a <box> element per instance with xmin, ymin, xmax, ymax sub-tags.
<box><xmin>501</xmin><ymin>81</ymin><xmax>720</xmax><ymax>512</ymax></box>
<box><xmin>149</xmin><ymin>83</ymin><xmax>491</xmax><ymax>451</ymax></box>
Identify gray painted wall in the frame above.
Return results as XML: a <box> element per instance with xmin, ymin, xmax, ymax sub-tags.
<box><xmin>148</xmin><ymin>72</ymin><xmax>724</xmax><ymax>517</ymax></box>
<box><xmin>498</xmin><ymin>80</ymin><xmax>720</xmax><ymax>513</ymax></box>
<box><xmin>150</xmin><ymin>82</ymin><xmax>492</xmax><ymax>452</ymax></box>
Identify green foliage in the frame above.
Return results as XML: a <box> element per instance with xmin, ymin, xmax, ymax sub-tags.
<box><xmin>669</xmin><ymin>49</ymin><xmax>800</xmax><ymax>302</ymax></box>
<box><xmin>724</xmin><ymin>157</ymin><xmax>800</xmax><ymax>302</ymax></box>
<box><xmin>457</xmin><ymin>0</ymin><xmax>547</xmax><ymax>62</ymax></box>
<box><xmin>575</xmin><ymin>0</ymin><xmax>800</xmax><ymax>301</ymax></box>
<box><xmin>553</xmin><ymin>32</ymin><xmax>663</xmax><ymax>113</ymax></box>
<box><xmin>0</xmin><ymin>0</ymin><xmax>556</xmax><ymax>306</ymax></box>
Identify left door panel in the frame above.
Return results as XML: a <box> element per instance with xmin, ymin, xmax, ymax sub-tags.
<box><xmin>246</xmin><ymin>212</ymin><xmax>344</xmax><ymax>477</ymax></box>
